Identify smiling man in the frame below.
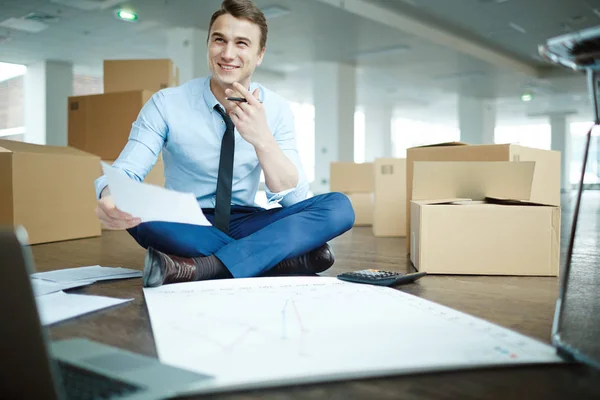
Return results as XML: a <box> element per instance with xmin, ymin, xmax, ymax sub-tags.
<box><xmin>93</xmin><ymin>0</ymin><xmax>355</xmax><ymax>286</ymax></box>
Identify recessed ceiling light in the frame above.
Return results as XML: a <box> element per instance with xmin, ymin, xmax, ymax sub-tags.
<box><xmin>355</xmin><ymin>45</ymin><xmax>411</xmax><ymax>58</ymax></box>
<box><xmin>521</xmin><ymin>92</ymin><xmax>533</xmax><ymax>102</ymax></box>
<box><xmin>115</xmin><ymin>9</ymin><xmax>138</xmax><ymax>23</ymax></box>
<box><xmin>509</xmin><ymin>22</ymin><xmax>526</xmax><ymax>34</ymax></box>
<box><xmin>260</xmin><ymin>5</ymin><xmax>291</xmax><ymax>19</ymax></box>
<box><xmin>50</xmin><ymin>0</ymin><xmax>128</xmax><ymax>11</ymax></box>
<box><xmin>0</xmin><ymin>17</ymin><xmax>48</xmax><ymax>33</ymax></box>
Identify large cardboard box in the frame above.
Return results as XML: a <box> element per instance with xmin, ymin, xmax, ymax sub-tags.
<box><xmin>104</xmin><ymin>59</ymin><xmax>179</xmax><ymax>93</ymax></box>
<box><xmin>347</xmin><ymin>193</ymin><xmax>373</xmax><ymax>226</ymax></box>
<box><xmin>373</xmin><ymin>158</ymin><xmax>406</xmax><ymax>237</ymax></box>
<box><xmin>68</xmin><ymin>90</ymin><xmax>152</xmax><ymax>160</ymax></box>
<box><xmin>409</xmin><ymin>161</ymin><xmax>560</xmax><ymax>276</ymax></box>
<box><xmin>0</xmin><ymin>140</ymin><xmax>101</xmax><ymax>244</ymax></box>
<box><xmin>405</xmin><ymin>142</ymin><xmax>560</xmax><ymax>252</ymax></box>
<box><xmin>330</xmin><ymin>162</ymin><xmax>373</xmax><ymax>193</ymax></box>
<box><xmin>330</xmin><ymin>162</ymin><xmax>374</xmax><ymax>226</ymax></box>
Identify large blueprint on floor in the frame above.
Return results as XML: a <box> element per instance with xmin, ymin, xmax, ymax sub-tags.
<box><xmin>143</xmin><ymin>277</ymin><xmax>563</xmax><ymax>395</ymax></box>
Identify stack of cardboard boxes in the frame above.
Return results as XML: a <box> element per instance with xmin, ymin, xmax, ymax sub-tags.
<box><xmin>68</xmin><ymin>59</ymin><xmax>180</xmax><ymax>187</ymax></box>
<box><xmin>329</xmin><ymin>158</ymin><xmax>407</xmax><ymax>237</ymax></box>
<box><xmin>329</xmin><ymin>142</ymin><xmax>561</xmax><ymax>277</ymax></box>
<box><xmin>330</xmin><ymin>162</ymin><xmax>374</xmax><ymax>226</ymax></box>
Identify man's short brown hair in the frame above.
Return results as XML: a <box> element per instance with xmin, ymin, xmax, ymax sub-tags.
<box><xmin>208</xmin><ymin>0</ymin><xmax>268</xmax><ymax>50</ymax></box>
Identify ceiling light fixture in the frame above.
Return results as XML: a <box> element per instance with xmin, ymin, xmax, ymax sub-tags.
<box><xmin>355</xmin><ymin>45</ymin><xmax>411</xmax><ymax>58</ymax></box>
<box><xmin>115</xmin><ymin>9</ymin><xmax>138</xmax><ymax>22</ymax></box>
<box><xmin>521</xmin><ymin>92</ymin><xmax>533</xmax><ymax>102</ymax></box>
<box><xmin>260</xmin><ymin>5</ymin><xmax>291</xmax><ymax>19</ymax></box>
<box><xmin>509</xmin><ymin>22</ymin><xmax>526</xmax><ymax>34</ymax></box>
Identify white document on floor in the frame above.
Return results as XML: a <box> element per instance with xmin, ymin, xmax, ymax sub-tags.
<box><xmin>36</xmin><ymin>291</ymin><xmax>133</xmax><ymax>326</ymax></box>
<box><xmin>142</xmin><ymin>276</ymin><xmax>563</xmax><ymax>396</ymax></box>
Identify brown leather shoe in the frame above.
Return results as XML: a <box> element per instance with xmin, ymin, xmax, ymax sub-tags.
<box><xmin>268</xmin><ymin>243</ymin><xmax>335</xmax><ymax>276</ymax></box>
<box><xmin>143</xmin><ymin>247</ymin><xmax>198</xmax><ymax>287</ymax></box>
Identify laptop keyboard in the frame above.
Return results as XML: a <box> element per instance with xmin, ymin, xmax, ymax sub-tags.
<box><xmin>57</xmin><ymin>360</ymin><xmax>143</xmax><ymax>399</ymax></box>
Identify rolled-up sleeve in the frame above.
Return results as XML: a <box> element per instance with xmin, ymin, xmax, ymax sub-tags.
<box><xmin>94</xmin><ymin>91</ymin><xmax>168</xmax><ymax>199</ymax></box>
<box><xmin>264</xmin><ymin>102</ymin><xmax>309</xmax><ymax>207</ymax></box>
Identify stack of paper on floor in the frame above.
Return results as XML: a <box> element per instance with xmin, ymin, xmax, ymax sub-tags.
<box><xmin>31</xmin><ymin>265</ymin><xmax>140</xmax><ymax>325</ymax></box>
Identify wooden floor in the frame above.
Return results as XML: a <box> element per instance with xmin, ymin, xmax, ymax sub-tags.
<box><xmin>30</xmin><ymin>191</ymin><xmax>600</xmax><ymax>399</ymax></box>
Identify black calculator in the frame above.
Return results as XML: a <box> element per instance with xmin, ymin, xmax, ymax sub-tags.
<box><xmin>337</xmin><ymin>269</ymin><xmax>427</xmax><ymax>287</ymax></box>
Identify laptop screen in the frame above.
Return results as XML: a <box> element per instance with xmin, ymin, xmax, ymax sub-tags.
<box><xmin>552</xmin><ymin>92</ymin><xmax>600</xmax><ymax>368</ymax></box>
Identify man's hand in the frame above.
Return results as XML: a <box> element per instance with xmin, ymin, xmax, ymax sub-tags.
<box><xmin>95</xmin><ymin>190</ymin><xmax>141</xmax><ymax>230</ymax></box>
<box><xmin>224</xmin><ymin>82</ymin><xmax>274</xmax><ymax>148</ymax></box>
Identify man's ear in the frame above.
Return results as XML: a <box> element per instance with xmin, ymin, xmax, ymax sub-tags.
<box><xmin>256</xmin><ymin>47</ymin><xmax>266</xmax><ymax>66</ymax></box>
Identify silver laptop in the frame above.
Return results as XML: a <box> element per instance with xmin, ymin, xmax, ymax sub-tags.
<box><xmin>0</xmin><ymin>226</ymin><xmax>214</xmax><ymax>400</ymax></box>
<box><xmin>540</xmin><ymin>26</ymin><xmax>600</xmax><ymax>370</ymax></box>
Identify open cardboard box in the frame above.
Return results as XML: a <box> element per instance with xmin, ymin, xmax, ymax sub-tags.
<box><xmin>409</xmin><ymin>161</ymin><xmax>560</xmax><ymax>276</ymax></box>
<box><xmin>405</xmin><ymin>142</ymin><xmax>560</xmax><ymax>253</ymax></box>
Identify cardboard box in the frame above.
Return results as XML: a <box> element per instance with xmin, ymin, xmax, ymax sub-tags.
<box><xmin>0</xmin><ymin>140</ymin><xmax>101</xmax><ymax>245</ymax></box>
<box><xmin>405</xmin><ymin>142</ymin><xmax>560</xmax><ymax>252</ymax></box>
<box><xmin>347</xmin><ymin>193</ymin><xmax>373</xmax><ymax>226</ymax></box>
<box><xmin>68</xmin><ymin>90</ymin><xmax>152</xmax><ymax>160</ymax></box>
<box><xmin>409</xmin><ymin>161</ymin><xmax>560</xmax><ymax>276</ymax></box>
<box><xmin>373</xmin><ymin>158</ymin><xmax>406</xmax><ymax>237</ymax></box>
<box><xmin>330</xmin><ymin>162</ymin><xmax>374</xmax><ymax>226</ymax></box>
<box><xmin>330</xmin><ymin>162</ymin><xmax>373</xmax><ymax>193</ymax></box>
<box><xmin>104</xmin><ymin>59</ymin><xmax>179</xmax><ymax>93</ymax></box>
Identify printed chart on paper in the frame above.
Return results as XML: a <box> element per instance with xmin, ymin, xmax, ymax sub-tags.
<box><xmin>143</xmin><ymin>277</ymin><xmax>562</xmax><ymax>388</ymax></box>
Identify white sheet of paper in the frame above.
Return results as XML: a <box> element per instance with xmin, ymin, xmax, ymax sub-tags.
<box><xmin>30</xmin><ymin>278</ymin><xmax>96</xmax><ymax>297</ymax></box>
<box><xmin>101</xmin><ymin>162</ymin><xmax>211</xmax><ymax>226</ymax></box>
<box><xmin>31</xmin><ymin>265</ymin><xmax>141</xmax><ymax>283</ymax></box>
<box><xmin>35</xmin><ymin>291</ymin><xmax>133</xmax><ymax>326</ymax></box>
<box><xmin>144</xmin><ymin>277</ymin><xmax>563</xmax><ymax>396</ymax></box>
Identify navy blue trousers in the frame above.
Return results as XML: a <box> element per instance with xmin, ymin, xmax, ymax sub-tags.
<box><xmin>126</xmin><ymin>192</ymin><xmax>355</xmax><ymax>278</ymax></box>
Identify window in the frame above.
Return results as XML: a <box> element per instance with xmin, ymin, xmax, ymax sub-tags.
<box><xmin>391</xmin><ymin>117</ymin><xmax>460</xmax><ymax>157</ymax></box>
<box><xmin>0</xmin><ymin>62</ymin><xmax>27</xmax><ymax>141</ymax></box>
<box><xmin>354</xmin><ymin>110</ymin><xmax>365</xmax><ymax>163</ymax></box>
<box><xmin>494</xmin><ymin>124</ymin><xmax>551</xmax><ymax>150</ymax></box>
<box><xmin>570</xmin><ymin>121</ymin><xmax>599</xmax><ymax>185</ymax></box>
<box><xmin>289</xmin><ymin>101</ymin><xmax>315</xmax><ymax>182</ymax></box>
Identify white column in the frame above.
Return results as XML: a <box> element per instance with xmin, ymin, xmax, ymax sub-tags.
<box><xmin>313</xmin><ymin>62</ymin><xmax>356</xmax><ymax>194</ymax></box>
<box><xmin>24</xmin><ymin>60</ymin><xmax>73</xmax><ymax>145</ymax></box>
<box><xmin>364</xmin><ymin>103</ymin><xmax>393</xmax><ymax>162</ymax></box>
<box><xmin>167</xmin><ymin>27</ymin><xmax>210</xmax><ymax>84</ymax></box>
<box><xmin>550</xmin><ymin>113</ymin><xmax>571</xmax><ymax>192</ymax></box>
<box><xmin>458</xmin><ymin>96</ymin><xmax>496</xmax><ymax>144</ymax></box>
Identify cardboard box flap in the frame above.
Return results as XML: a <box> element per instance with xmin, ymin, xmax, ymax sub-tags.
<box><xmin>413</xmin><ymin>198</ymin><xmax>472</xmax><ymax>205</ymax></box>
<box><xmin>484</xmin><ymin>197</ymin><xmax>553</xmax><ymax>207</ymax></box>
<box><xmin>412</xmin><ymin>141</ymin><xmax>467</xmax><ymax>149</ymax></box>
<box><xmin>412</xmin><ymin>161</ymin><xmax>535</xmax><ymax>202</ymax></box>
<box><xmin>0</xmin><ymin>140</ymin><xmax>96</xmax><ymax>157</ymax></box>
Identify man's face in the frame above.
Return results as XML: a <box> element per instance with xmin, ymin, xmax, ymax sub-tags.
<box><xmin>208</xmin><ymin>13</ymin><xmax>265</xmax><ymax>89</ymax></box>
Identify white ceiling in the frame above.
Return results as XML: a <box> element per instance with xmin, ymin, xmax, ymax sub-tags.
<box><xmin>0</xmin><ymin>0</ymin><xmax>597</xmax><ymax>124</ymax></box>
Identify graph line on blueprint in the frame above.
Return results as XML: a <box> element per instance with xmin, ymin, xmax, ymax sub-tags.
<box><xmin>143</xmin><ymin>276</ymin><xmax>563</xmax><ymax>389</ymax></box>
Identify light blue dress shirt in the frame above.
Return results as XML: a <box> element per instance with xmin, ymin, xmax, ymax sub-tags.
<box><xmin>94</xmin><ymin>76</ymin><xmax>309</xmax><ymax>208</ymax></box>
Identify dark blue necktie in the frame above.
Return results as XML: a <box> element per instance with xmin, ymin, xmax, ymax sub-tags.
<box><xmin>213</xmin><ymin>105</ymin><xmax>235</xmax><ymax>234</ymax></box>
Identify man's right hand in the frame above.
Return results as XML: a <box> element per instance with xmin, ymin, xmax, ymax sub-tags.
<box><xmin>95</xmin><ymin>189</ymin><xmax>142</xmax><ymax>230</ymax></box>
